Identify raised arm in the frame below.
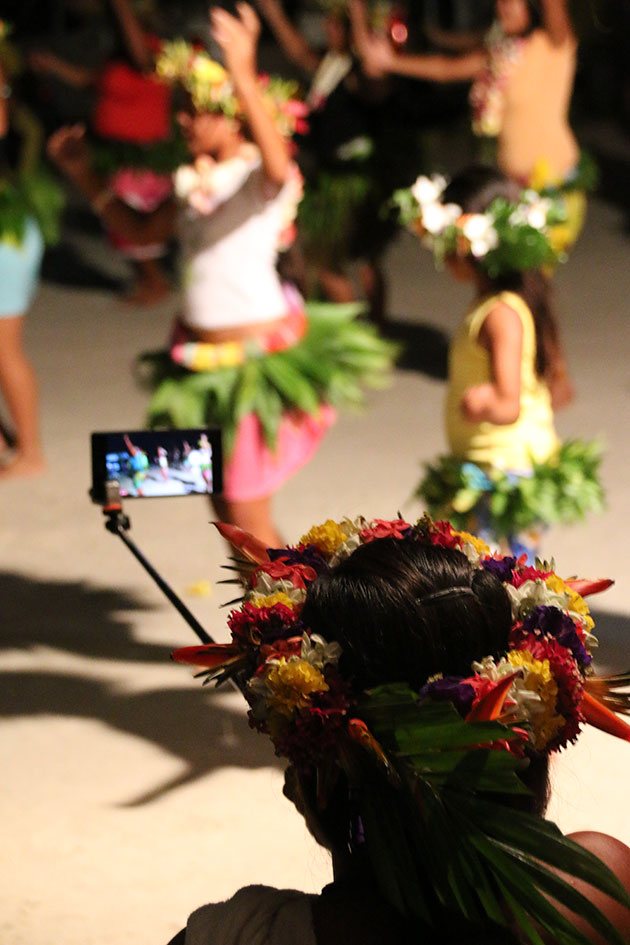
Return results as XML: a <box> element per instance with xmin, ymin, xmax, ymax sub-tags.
<box><xmin>349</xmin><ymin>0</ymin><xmax>485</xmax><ymax>83</ymax></box>
<box><xmin>27</xmin><ymin>50</ymin><xmax>97</xmax><ymax>88</ymax></box>
<box><xmin>540</xmin><ymin>0</ymin><xmax>575</xmax><ymax>46</ymax></box>
<box><xmin>109</xmin><ymin>0</ymin><xmax>153</xmax><ymax>72</ymax></box>
<box><xmin>47</xmin><ymin>125</ymin><xmax>176</xmax><ymax>245</ymax></box>
<box><xmin>254</xmin><ymin>0</ymin><xmax>319</xmax><ymax>75</ymax></box>
<box><xmin>212</xmin><ymin>4</ymin><xmax>290</xmax><ymax>189</ymax></box>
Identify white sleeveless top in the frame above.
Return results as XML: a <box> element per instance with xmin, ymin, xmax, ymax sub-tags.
<box><xmin>185</xmin><ymin>885</ymin><xmax>317</xmax><ymax>945</ymax></box>
<box><xmin>177</xmin><ymin>150</ymin><xmax>294</xmax><ymax>331</ymax></box>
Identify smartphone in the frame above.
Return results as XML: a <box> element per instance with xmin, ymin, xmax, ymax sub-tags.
<box><xmin>90</xmin><ymin>428</ymin><xmax>223</xmax><ymax>503</ymax></box>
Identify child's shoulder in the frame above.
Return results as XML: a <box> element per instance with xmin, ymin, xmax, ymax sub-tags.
<box><xmin>469</xmin><ymin>291</ymin><xmax>532</xmax><ymax>338</ymax></box>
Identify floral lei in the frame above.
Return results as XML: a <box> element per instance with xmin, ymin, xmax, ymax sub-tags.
<box><xmin>156</xmin><ymin>40</ymin><xmax>308</xmax><ymax>138</ymax></box>
<box><xmin>469</xmin><ymin>23</ymin><xmax>525</xmax><ymax>138</ymax></box>
<box><xmin>173</xmin><ymin>516</ymin><xmax>630</xmax><ymax>944</ymax></box>
<box><xmin>393</xmin><ymin>173</ymin><xmax>567</xmax><ymax>276</ymax></box>
<box><xmin>173</xmin><ymin>515</ymin><xmax>629</xmax><ymax>767</ymax></box>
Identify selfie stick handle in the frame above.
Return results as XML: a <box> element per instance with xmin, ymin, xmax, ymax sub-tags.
<box><xmin>102</xmin><ymin>485</ymin><xmax>212</xmax><ymax>645</ymax></box>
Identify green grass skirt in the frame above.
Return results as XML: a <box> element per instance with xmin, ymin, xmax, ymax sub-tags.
<box><xmin>138</xmin><ymin>302</ymin><xmax>398</xmax><ymax>456</ymax></box>
<box><xmin>417</xmin><ymin>440</ymin><xmax>604</xmax><ymax>540</ymax></box>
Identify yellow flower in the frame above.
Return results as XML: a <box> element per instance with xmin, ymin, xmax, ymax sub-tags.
<box><xmin>264</xmin><ymin>658</ymin><xmax>329</xmax><ymax>717</ymax></box>
<box><xmin>249</xmin><ymin>591</ymin><xmax>295</xmax><ymax>610</ymax></box>
<box><xmin>545</xmin><ymin>575</ymin><xmax>594</xmax><ymax>631</ymax></box>
<box><xmin>299</xmin><ymin>519</ymin><xmax>349</xmax><ymax>555</ymax></box>
<box><xmin>507</xmin><ymin>650</ymin><xmax>564</xmax><ymax>750</ymax></box>
<box><xmin>192</xmin><ymin>56</ymin><xmax>227</xmax><ymax>86</ymax></box>
<box><xmin>455</xmin><ymin>530</ymin><xmax>490</xmax><ymax>557</ymax></box>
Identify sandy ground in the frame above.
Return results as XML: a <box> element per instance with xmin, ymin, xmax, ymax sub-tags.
<box><xmin>1</xmin><ymin>190</ymin><xmax>630</xmax><ymax>945</ymax></box>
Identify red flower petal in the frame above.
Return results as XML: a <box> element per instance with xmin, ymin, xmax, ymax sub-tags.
<box><xmin>564</xmin><ymin>578</ymin><xmax>614</xmax><ymax>598</ymax></box>
<box><xmin>171</xmin><ymin>643</ymin><xmax>243</xmax><ymax>668</ymax></box>
<box><xmin>213</xmin><ymin>522</ymin><xmax>271</xmax><ymax>564</ymax></box>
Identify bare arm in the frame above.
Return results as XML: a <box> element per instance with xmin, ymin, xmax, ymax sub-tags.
<box><xmin>108</xmin><ymin>0</ymin><xmax>153</xmax><ymax>72</ymax></box>
<box><xmin>212</xmin><ymin>4</ymin><xmax>290</xmax><ymax>189</ymax></box>
<box><xmin>0</xmin><ymin>61</ymin><xmax>8</xmax><ymax>139</ymax></box>
<box><xmin>47</xmin><ymin>125</ymin><xmax>176</xmax><ymax>245</ymax></box>
<box><xmin>461</xmin><ymin>301</ymin><xmax>523</xmax><ymax>425</ymax></box>
<box><xmin>254</xmin><ymin>0</ymin><xmax>319</xmax><ymax>74</ymax></box>
<box><xmin>540</xmin><ymin>0</ymin><xmax>575</xmax><ymax>46</ymax></box>
<box><xmin>27</xmin><ymin>50</ymin><xmax>97</xmax><ymax>88</ymax></box>
<box><xmin>350</xmin><ymin>0</ymin><xmax>485</xmax><ymax>81</ymax></box>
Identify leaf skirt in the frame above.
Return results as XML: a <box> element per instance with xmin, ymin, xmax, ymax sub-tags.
<box><xmin>137</xmin><ymin>302</ymin><xmax>398</xmax><ymax>500</ymax></box>
<box><xmin>417</xmin><ymin>440</ymin><xmax>605</xmax><ymax>540</ymax></box>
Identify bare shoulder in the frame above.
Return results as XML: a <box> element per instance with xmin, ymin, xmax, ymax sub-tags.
<box><xmin>478</xmin><ymin>299</ymin><xmax>524</xmax><ymax>348</ymax></box>
<box><xmin>569</xmin><ymin>831</ymin><xmax>630</xmax><ymax>884</ymax></box>
<box><xmin>555</xmin><ymin>831</ymin><xmax>630</xmax><ymax>945</ymax></box>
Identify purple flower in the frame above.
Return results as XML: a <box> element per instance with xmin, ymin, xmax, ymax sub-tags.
<box><xmin>482</xmin><ymin>556</ymin><xmax>517</xmax><ymax>582</ymax></box>
<box><xmin>418</xmin><ymin>676</ymin><xmax>476</xmax><ymax>716</ymax></box>
<box><xmin>268</xmin><ymin>544</ymin><xmax>329</xmax><ymax>573</ymax></box>
<box><xmin>521</xmin><ymin>605</ymin><xmax>592</xmax><ymax>669</ymax></box>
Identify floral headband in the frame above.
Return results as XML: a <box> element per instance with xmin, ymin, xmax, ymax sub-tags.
<box><xmin>156</xmin><ymin>40</ymin><xmax>308</xmax><ymax>137</ymax></box>
<box><xmin>173</xmin><ymin>515</ymin><xmax>630</xmax><ymax>945</ymax></box>
<box><xmin>393</xmin><ymin>173</ymin><xmax>567</xmax><ymax>276</ymax></box>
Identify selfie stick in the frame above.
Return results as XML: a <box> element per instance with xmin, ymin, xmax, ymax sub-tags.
<box><xmin>101</xmin><ymin>481</ymin><xmax>212</xmax><ymax>645</ymax></box>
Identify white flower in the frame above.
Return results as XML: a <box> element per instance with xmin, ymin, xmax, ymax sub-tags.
<box><xmin>504</xmin><ymin>579</ymin><xmax>570</xmax><ymax>621</ymax></box>
<box><xmin>249</xmin><ymin>584</ymin><xmax>307</xmax><ymax>607</ymax></box>
<box><xmin>301</xmin><ymin>633</ymin><xmax>342</xmax><ymax>670</ymax></box>
<box><xmin>525</xmin><ymin>198</ymin><xmax>551</xmax><ymax>230</ymax></box>
<box><xmin>421</xmin><ymin>201</ymin><xmax>462</xmax><ymax>235</ymax></box>
<box><xmin>461</xmin><ymin>213</ymin><xmax>499</xmax><ymax>257</ymax></box>
<box><xmin>412</xmin><ymin>174</ymin><xmax>447</xmax><ymax>207</ymax></box>
<box><xmin>174</xmin><ymin>164</ymin><xmax>199</xmax><ymax>200</ymax></box>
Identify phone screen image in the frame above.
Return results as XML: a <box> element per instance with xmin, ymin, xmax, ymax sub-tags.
<box><xmin>91</xmin><ymin>429</ymin><xmax>222</xmax><ymax>502</ymax></box>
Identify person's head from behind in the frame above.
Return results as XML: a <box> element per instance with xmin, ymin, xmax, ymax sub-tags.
<box><xmin>293</xmin><ymin>536</ymin><xmax>549</xmax><ymax>857</ymax></box>
<box><xmin>442</xmin><ymin>165</ymin><xmax>558</xmax><ymax>378</ymax></box>
<box><xmin>495</xmin><ymin>0</ymin><xmax>541</xmax><ymax>36</ymax></box>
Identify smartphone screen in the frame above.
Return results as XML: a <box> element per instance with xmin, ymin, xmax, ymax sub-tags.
<box><xmin>91</xmin><ymin>429</ymin><xmax>223</xmax><ymax>502</ymax></box>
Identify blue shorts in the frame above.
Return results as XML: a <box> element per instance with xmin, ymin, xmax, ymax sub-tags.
<box><xmin>0</xmin><ymin>218</ymin><xmax>44</xmax><ymax>317</ymax></box>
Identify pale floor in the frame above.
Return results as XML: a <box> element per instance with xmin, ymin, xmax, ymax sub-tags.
<box><xmin>1</xmin><ymin>196</ymin><xmax>629</xmax><ymax>945</ymax></box>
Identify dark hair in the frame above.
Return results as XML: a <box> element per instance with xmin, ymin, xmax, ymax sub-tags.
<box><xmin>297</xmin><ymin>536</ymin><xmax>549</xmax><ymax>941</ymax></box>
<box><xmin>302</xmin><ymin>537</ymin><xmax>549</xmax><ymax>809</ymax></box>
<box><xmin>443</xmin><ymin>165</ymin><xmax>558</xmax><ymax>377</ymax></box>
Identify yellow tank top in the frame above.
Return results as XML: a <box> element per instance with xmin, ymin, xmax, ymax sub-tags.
<box><xmin>446</xmin><ymin>291</ymin><xmax>559</xmax><ymax>472</ymax></box>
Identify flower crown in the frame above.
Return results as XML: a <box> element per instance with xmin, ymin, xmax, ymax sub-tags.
<box><xmin>173</xmin><ymin>516</ymin><xmax>630</xmax><ymax>944</ymax></box>
<box><xmin>393</xmin><ymin>174</ymin><xmax>567</xmax><ymax>276</ymax></box>
<box><xmin>156</xmin><ymin>40</ymin><xmax>308</xmax><ymax>137</ymax></box>
<box><xmin>174</xmin><ymin>515</ymin><xmax>628</xmax><ymax>763</ymax></box>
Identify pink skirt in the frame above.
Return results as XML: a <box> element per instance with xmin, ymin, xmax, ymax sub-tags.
<box><xmin>222</xmin><ymin>405</ymin><xmax>336</xmax><ymax>502</ymax></box>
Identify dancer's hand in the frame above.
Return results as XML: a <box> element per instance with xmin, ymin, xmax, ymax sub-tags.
<box><xmin>460</xmin><ymin>383</ymin><xmax>495</xmax><ymax>422</ymax></box>
<box><xmin>211</xmin><ymin>4</ymin><xmax>260</xmax><ymax>81</ymax></box>
<box><xmin>47</xmin><ymin>124</ymin><xmax>90</xmax><ymax>180</ymax></box>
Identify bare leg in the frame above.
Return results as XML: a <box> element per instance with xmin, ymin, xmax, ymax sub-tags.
<box><xmin>317</xmin><ymin>267</ymin><xmax>356</xmax><ymax>304</ymax></box>
<box><xmin>211</xmin><ymin>494</ymin><xmax>283</xmax><ymax>548</ymax></box>
<box><xmin>122</xmin><ymin>258</ymin><xmax>171</xmax><ymax>306</ymax></box>
<box><xmin>0</xmin><ymin>314</ymin><xmax>45</xmax><ymax>478</ymax></box>
<box><xmin>358</xmin><ymin>259</ymin><xmax>387</xmax><ymax>325</ymax></box>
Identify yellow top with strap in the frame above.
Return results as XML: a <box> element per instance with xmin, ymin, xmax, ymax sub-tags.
<box><xmin>446</xmin><ymin>291</ymin><xmax>559</xmax><ymax>472</ymax></box>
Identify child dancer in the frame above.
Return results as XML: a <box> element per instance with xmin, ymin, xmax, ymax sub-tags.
<box><xmin>0</xmin><ymin>29</ymin><xmax>63</xmax><ymax>478</ymax></box>
<box><xmin>351</xmin><ymin>0</ymin><xmax>593</xmax><ymax>256</ymax></box>
<box><xmin>48</xmin><ymin>4</ymin><xmax>394</xmax><ymax>545</ymax></box>
<box><xmin>397</xmin><ymin>166</ymin><xmax>603</xmax><ymax>560</ymax></box>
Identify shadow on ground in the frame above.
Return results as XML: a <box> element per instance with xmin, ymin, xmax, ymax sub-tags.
<box><xmin>383</xmin><ymin>319</ymin><xmax>449</xmax><ymax>379</ymax></box>
<box><xmin>0</xmin><ymin>670</ymin><xmax>279</xmax><ymax>805</ymax></box>
<box><xmin>0</xmin><ymin>571</ymin><xmax>172</xmax><ymax>663</ymax></box>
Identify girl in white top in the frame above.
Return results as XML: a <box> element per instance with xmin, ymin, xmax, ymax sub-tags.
<box><xmin>49</xmin><ymin>5</ymin><xmax>394</xmax><ymax>546</ymax></box>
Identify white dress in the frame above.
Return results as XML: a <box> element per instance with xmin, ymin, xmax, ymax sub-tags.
<box><xmin>185</xmin><ymin>885</ymin><xmax>317</xmax><ymax>945</ymax></box>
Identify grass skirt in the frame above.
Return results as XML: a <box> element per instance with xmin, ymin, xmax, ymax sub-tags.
<box><xmin>417</xmin><ymin>440</ymin><xmax>604</xmax><ymax>541</ymax></box>
<box><xmin>138</xmin><ymin>302</ymin><xmax>398</xmax><ymax>500</ymax></box>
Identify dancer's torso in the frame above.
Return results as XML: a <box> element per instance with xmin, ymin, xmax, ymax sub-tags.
<box><xmin>446</xmin><ymin>291</ymin><xmax>558</xmax><ymax>471</ymax></box>
<box><xmin>498</xmin><ymin>30</ymin><xmax>579</xmax><ymax>181</ymax></box>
